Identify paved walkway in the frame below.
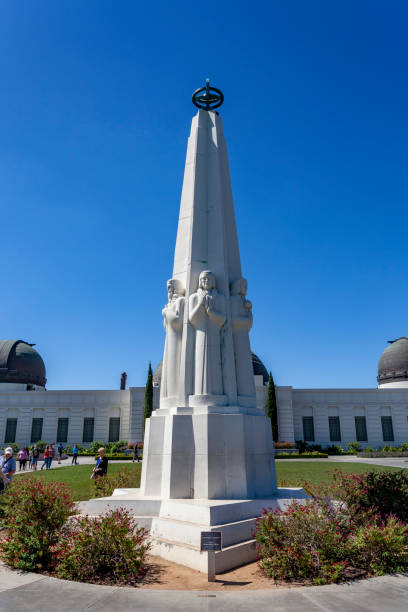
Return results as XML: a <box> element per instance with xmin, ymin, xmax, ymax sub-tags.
<box><xmin>276</xmin><ymin>455</ymin><xmax>408</xmax><ymax>469</ymax></box>
<box><xmin>13</xmin><ymin>456</ymin><xmax>136</xmax><ymax>475</ymax></box>
<box><xmin>0</xmin><ymin>564</ymin><xmax>407</xmax><ymax>611</ymax></box>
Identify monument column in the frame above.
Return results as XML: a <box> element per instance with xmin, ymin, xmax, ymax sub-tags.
<box><xmin>140</xmin><ymin>81</ymin><xmax>277</xmax><ymax>499</ymax></box>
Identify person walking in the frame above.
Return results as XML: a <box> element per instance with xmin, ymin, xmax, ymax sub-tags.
<box><xmin>17</xmin><ymin>447</ymin><xmax>28</xmax><ymax>471</ymax></box>
<box><xmin>0</xmin><ymin>447</ymin><xmax>16</xmax><ymax>489</ymax></box>
<box><xmin>72</xmin><ymin>444</ymin><xmax>79</xmax><ymax>465</ymax></box>
<box><xmin>28</xmin><ymin>447</ymin><xmax>33</xmax><ymax>470</ymax></box>
<box><xmin>91</xmin><ymin>447</ymin><xmax>108</xmax><ymax>479</ymax></box>
<box><xmin>57</xmin><ymin>443</ymin><xmax>64</xmax><ymax>464</ymax></box>
<box><xmin>47</xmin><ymin>443</ymin><xmax>55</xmax><ymax>469</ymax></box>
<box><xmin>41</xmin><ymin>446</ymin><xmax>49</xmax><ymax>470</ymax></box>
<box><xmin>31</xmin><ymin>446</ymin><xmax>39</xmax><ymax>471</ymax></box>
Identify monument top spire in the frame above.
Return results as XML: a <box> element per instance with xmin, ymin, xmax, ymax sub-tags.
<box><xmin>192</xmin><ymin>78</ymin><xmax>224</xmax><ymax>111</ymax></box>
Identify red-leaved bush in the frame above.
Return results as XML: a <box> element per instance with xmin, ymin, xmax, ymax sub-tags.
<box><xmin>256</xmin><ymin>469</ymin><xmax>408</xmax><ymax>584</ymax></box>
<box><xmin>51</xmin><ymin>508</ymin><xmax>149</xmax><ymax>585</ymax></box>
<box><xmin>0</xmin><ymin>477</ymin><xmax>74</xmax><ymax>571</ymax></box>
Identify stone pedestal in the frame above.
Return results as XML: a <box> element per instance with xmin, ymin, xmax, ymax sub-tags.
<box><xmin>141</xmin><ymin>409</ymin><xmax>277</xmax><ymax>500</ymax></box>
<box><xmin>80</xmin><ymin>488</ymin><xmax>307</xmax><ymax>573</ymax></box>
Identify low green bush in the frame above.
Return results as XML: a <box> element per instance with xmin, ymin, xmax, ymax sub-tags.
<box><xmin>349</xmin><ymin>516</ymin><xmax>408</xmax><ymax>575</ymax></box>
<box><xmin>51</xmin><ymin>508</ymin><xmax>149</xmax><ymax>585</ymax></box>
<box><xmin>92</xmin><ymin>466</ymin><xmax>140</xmax><ymax>498</ymax></box>
<box><xmin>275</xmin><ymin>452</ymin><xmax>328</xmax><ymax>459</ymax></box>
<box><xmin>89</xmin><ymin>441</ymin><xmax>105</xmax><ymax>454</ymax></box>
<box><xmin>347</xmin><ymin>442</ymin><xmax>362</xmax><ymax>454</ymax></box>
<box><xmin>110</xmin><ymin>440</ymin><xmax>128</xmax><ymax>454</ymax></box>
<box><xmin>349</xmin><ymin>470</ymin><xmax>408</xmax><ymax>523</ymax></box>
<box><xmin>256</xmin><ymin>500</ymin><xmax>351</xmax><ymax>584</ymax></box>
<box><xmin>0</xmin><ymin>477</ymin><xmax>74</xmax><ymax>571</ymax></box>
<box><xmin>256</xmin><ymin>468</ymin><xmax>408</xmax><ymax>585</ymax></box>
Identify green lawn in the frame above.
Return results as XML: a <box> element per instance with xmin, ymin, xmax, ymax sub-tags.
<box><xmin>18</xmin><ymin>463</ymin><xmax>142</xmax><ymax>501</ymax></box>
<box><xmin>15</xmin><ymin>461</ymin><xmax>402</xmax><ymax>501</ymax></box>
<box><xmin>276</xmin><ymin>461</ymin><xmax>401</xmax><ymax>486</ymax></box>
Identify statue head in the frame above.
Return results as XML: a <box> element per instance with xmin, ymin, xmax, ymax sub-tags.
<box><xmin>167</xmin><ymin>278</ymin><xmax>185</xmax><ymax>300</ymax></box>
<box><xmin>199</xmin><ymin>270</ymin><xmax>216</xmax><ymax>291</ymax></box>
<box><xmin>231</xmin><ymin>278</ymin><xmax>248</xmax><ymax>296</ymax></box>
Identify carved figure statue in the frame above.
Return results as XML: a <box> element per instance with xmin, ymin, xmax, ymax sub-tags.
<box><xmin>161</xmin><ymin>278</ymin><xmax>185</xmax><ymax>401</ymax></box>
<box><xmin>230</xmin><ymin>278</ymin><xmax>255</xmax><ymax>398</ymax></box>
<box><xmin>189</xmin><ymin>270</ymin><xmax>226</xmax><ymax>396</ymax></box>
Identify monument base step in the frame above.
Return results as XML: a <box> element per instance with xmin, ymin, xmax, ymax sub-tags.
<box><xmin>78</xmin><ymin>487</ymin><xmax>307</xmax><ymax>573</ymax></box>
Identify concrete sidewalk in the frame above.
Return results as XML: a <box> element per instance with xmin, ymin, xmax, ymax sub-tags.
<box><xmin>276</xmin><ymin>455</ymin><xmax>408</xmax><ymax>469</ymax></box>
<box><xmin>0</xmin><ymin>564</ymin><xmax>407</xmax><ymax>611</ymax></box>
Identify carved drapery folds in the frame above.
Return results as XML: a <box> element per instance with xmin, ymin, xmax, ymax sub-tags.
<box><xmin>189</xmin><ymin>271</ymin><xmax>226</xmax><ymax>396</ymax></box>
<box><xmin>160</xmin><ymin>278</ymin><xmax>185</xmax><ymax>402</ymax></box>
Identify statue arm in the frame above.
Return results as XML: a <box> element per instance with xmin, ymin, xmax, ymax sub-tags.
<box><xmin>207</xmin><ymin>295</ymin><xmax>226</xmax><ymax>328</ymax></box>
<box><xmin>189</xmin><ymin>294</ymin><xmax>204</xmax><ymax>327</ymax></box>
<box><xmin>166</xmin><ymin>297</ymin><xmax>184</xmax><ymax>331</ymax></box>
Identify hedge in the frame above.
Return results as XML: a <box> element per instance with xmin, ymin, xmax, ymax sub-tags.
<box><xmin>275</xmin><ymin>452</ymin><xmax>328</xmax><ymax>459</ymax></box>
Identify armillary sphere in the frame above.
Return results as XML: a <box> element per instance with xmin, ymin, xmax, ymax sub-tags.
<box><xmin>192</xmin><ymin>79</ymin><xmax>224</xmax><ymax>111</ymax></box>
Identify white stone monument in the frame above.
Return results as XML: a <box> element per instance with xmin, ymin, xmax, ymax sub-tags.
<box><xmin>82</xmin><ymin>81</ymin><xmax>305</xmax><ymax>572</ymax></box>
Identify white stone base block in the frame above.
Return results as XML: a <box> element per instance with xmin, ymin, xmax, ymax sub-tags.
<box><xmin>141</xmin><ymin>410</ymin><xmax>278</xmax><ymax>500</ymax></box>
<box><xmin>80</xmin><ymin>487</ymin><xmax>307</xmax><ymax>573</ymax></box>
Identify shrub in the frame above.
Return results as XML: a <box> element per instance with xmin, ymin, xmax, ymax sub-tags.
<box><xmin>275</xmin><ymin>452</ymin><xmax>328</xmax><ymax>459</ymax></box>
<box><xmin>34</xmin><ymin>440</ymin><xmax>46</xmax><ymax>452</ymax></box>
<box><xmin>0</xmin><ymin>477</ymin><xmax>74</xmax><ymax>571</ymax></box>
<box><xmin>3</xmin><ymin>442</ymin><xmax>19</xmax><ymax>454</ymax></box>
<box><xmin>110</xmin><ymin>440</ymin><xmax>128</xmax><ymax>454</ymax></box>
<box><xmin>350</xmin><ymin>516</ymin><xmax>408</xmax><ymax>575</ymax></box>
<box><xmin>89</xmin><ymin>441</ymin><xmax>105</xmax><ymax>454</ymax></box>
<box><xmin>352</xmin><ymin>470</ymin><xmax>408</xmax><ymax>523</ymax></box>
<box><xmin>296</xmin><ymin>440</ymin><xmax>309</xmax><ymax>453</ymax></box>
<box><xmin>347</xmin><ymin>442</ymin><xmax>361</xmax><ymax>454</ymax></box>
<box><xmin>52</xmin><ymin>508</ymin><xmax>149</xmax><ymax>585</ymax></box>
<box><xmin>256</xmin><ymin>500</ymin><xmax>352</xmax><ymax>584</ymax></box>
<box><xmin>92</xmin><ymin>466</ymin><xmax>139</xmax><ymax>498</ymax></box>
<box><xmin>325</xmin><ymin>445</ymin><xmax>344</xmax><ymax>455</ymax></box>
<box><xmin>274</xmin><ymin>442</ymin><xmax>296</xmax><ymax>449</ymax></box>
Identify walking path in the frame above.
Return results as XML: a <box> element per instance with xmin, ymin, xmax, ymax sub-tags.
<box><xmin>276</xmin><ymin>455</ymin><xmax>408</xmax><ymax>469</ymax></box>
<box><xmin>13</xmin><ymin>455</ymin><xmax>135</xmax><ymax>475</ymax></box>
<box><xmin>0</xmin><ymin>563</ymin><xmax>407</xmax><ymax>611</ymax></box>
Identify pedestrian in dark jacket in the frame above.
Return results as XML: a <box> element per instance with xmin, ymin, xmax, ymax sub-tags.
<box><xmin>92</xmin><ymin>447</ymin><xmax>108</xmax><ymax>479</ymax></box>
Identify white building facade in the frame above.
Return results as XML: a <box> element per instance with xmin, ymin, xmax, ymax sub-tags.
<box><xmin>2</xmin><ymin>337</ymin><xmax>408</xmax><ymax>451</ymax></box>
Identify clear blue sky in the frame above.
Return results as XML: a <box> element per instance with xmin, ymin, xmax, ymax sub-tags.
<box><xmin>1</xmin><ymin>1</ymin><xmax>407</xmax><ymax>390</ymax></box>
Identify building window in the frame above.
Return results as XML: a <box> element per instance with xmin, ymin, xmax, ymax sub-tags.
<box><xmin>302</xmin><ymin>416</ymin><xmax>315</xmax><ymax>442</ymax></box>
<box><xmin>57</xmin><ymin>418</ymin><xmax>69</xmax><ymax>443</ymax></box>
<box><xmin>355</xmin><ymin>416</ymin><xmax>368</xmax><ymax>442</ymax></box>
<box><xmin>381</xmin><ymin>416</ymin><xmax>394</xmax><ymax>442</ymax></box>
<box><xmin>329</xmin><ymin>416</ymin><xmax>341</xmax><ymax>442</ymax></box>
<box><xmin>82</xmin><ymin>418</ymin><xmax>94</xmax><ymax>443</ymax></box>
<box><xmin>30</xmin><ymin>418</ymin><xmax>43</xmax><ymax>443</ymax></box>
<box><xmin>108</xmin><ymin>417</ymin><xmax>120</xmax><ymax>443</ymax></box>
<box><xmin>4</xmin><ymin>418</ymin><xmax>17</xmax><ymax>443</ymax></box>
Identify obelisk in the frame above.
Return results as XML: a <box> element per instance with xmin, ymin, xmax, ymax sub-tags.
<box><xmin>140</xmin><ymin>81</ymin><xmax>277</xmax><ymax>499</ymax></box>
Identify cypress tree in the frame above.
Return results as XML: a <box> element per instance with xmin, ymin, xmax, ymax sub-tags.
<box><xmin>143</xmin><ymin>362</ymin><xmax>153</xmax><ymax>432</ymax></box>
<box><xmin>266</xmin><ymin>371</ymin><xmax>279</xmax><ymax>442</ymax></box>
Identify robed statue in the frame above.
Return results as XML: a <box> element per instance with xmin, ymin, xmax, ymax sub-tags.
<box><xmin>189</xmin><ymin>270</ymin><xmax>226</xmax><ymax>396</ymax></box>
<box><xmin>160</xmin><ymin>278</ymin><xmax>185</xmax><ymax>401</ymax></box>
<box><xmin>230</xmin><ymin>277</ymin><xmax>255</xmax><ymax>398</ymax></box>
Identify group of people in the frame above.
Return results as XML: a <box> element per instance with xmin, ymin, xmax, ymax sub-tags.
<box><xmin>0</xmin><ymin>442</ymin><xmax>67</xmax><ymax>476</ymax></box>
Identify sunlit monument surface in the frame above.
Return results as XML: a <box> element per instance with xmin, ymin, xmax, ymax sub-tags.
<box><xmin>83</xmin><ymin>81</ymin><xmax>305</xmax><ymax>572</ymax></box>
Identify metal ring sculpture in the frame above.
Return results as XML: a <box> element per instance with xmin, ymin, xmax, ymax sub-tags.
<box><xmin>192</xmin><ymin>79</ymin><xmax>224</xmax><ymax>111</ymax></box>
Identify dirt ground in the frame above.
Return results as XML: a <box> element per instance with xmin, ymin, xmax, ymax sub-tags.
<box><xmin>140</xmin><ymin>555</ymin><xmax>289</xmax><ymax>591</ymax></box>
